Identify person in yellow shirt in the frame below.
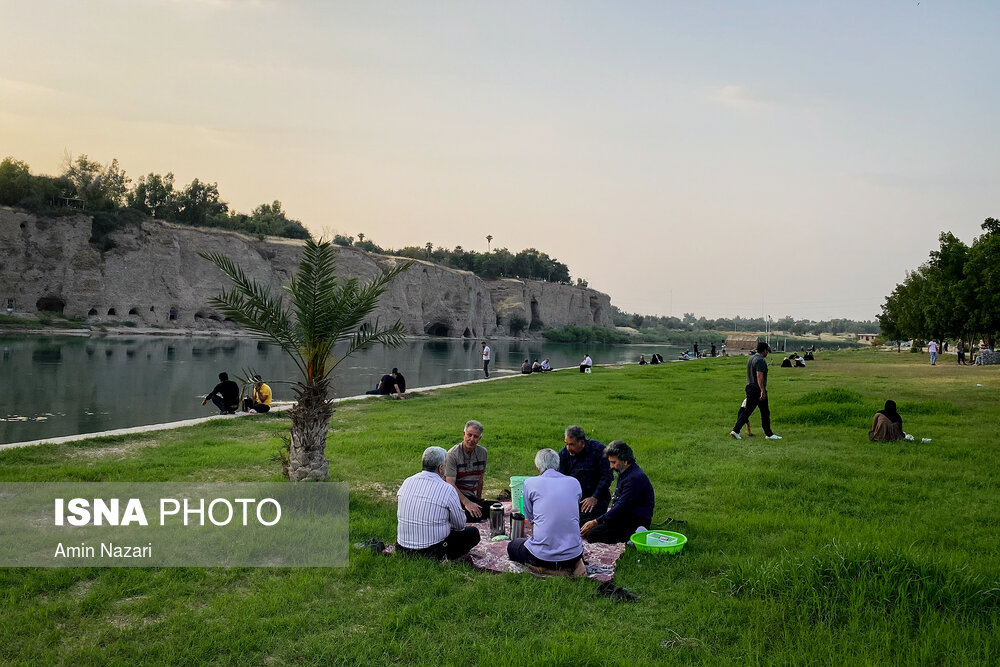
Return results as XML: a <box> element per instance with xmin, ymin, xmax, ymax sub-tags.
<box><xmin>243</xmin><ymin>374</ymin><xmax>272</xmax><ymax>413</ymax></box>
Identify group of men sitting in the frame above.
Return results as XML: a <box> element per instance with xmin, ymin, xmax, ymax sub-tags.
<box><xmin>520</xmin><ymin>358</ymin><xmax>554</xmax><ymax>374</ymax></box>
<box><xmin>396</xmin><ymin>421</ymin><xmax>655</xmax><ymax>575</ymax></box>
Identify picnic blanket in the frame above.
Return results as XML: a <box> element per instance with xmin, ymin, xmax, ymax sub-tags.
<box><xmin>387</xmin><ymin>500</ymin><xmax>626</xmax><ymax>582</ymax></box>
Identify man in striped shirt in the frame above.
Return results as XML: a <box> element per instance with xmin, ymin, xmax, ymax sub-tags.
<box><xmin>445</xmin><ymin>420</ymin><xmax>493</xmax><ymax>521</ymax></box>
<box><xmin>397</xmin><ymin>446</ymin><xmax>481</xmax><ymax>560</ymax></box>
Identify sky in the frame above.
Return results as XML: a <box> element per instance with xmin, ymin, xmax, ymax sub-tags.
<box><xmin>2</xmin><ymin>1</ymin><xmax>997</xmax><ymax>321</ymax></box>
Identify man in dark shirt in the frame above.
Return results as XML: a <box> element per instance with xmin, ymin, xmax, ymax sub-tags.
<box><xmin>366</xmin><ymin>369</ymin><xmax>405</xmax><ymax>398</ymax></box>
<box><xmin>730</xmin><ymin>342</ymin><xmax>781</xmax><ymax>440</ymax></box>
<box><xmin>580</xmin><ymin>440</ymin><xmax>654</xmax><ymax>544</ymax></box>
<box><xmin>202</xmin><ymin>372</ymin><xmax>240</xmax><ymax>414</ymax></box>
<box><xmin>558</xmin><ymin>425</ymin><xmax>613</xmax><ymax>522</ymax></box>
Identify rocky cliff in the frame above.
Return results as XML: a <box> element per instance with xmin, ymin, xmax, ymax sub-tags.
<box><xmin>0</xmin><ymin>208</ymin><xmax>614</xmax><ymax>337</ymax></box>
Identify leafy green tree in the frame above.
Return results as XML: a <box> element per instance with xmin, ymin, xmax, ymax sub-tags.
<box><xmin>966</xmin><ymin>219</ymin><xmax>1000</xmax><ymax>347</ymax></box>
<box><xmin>201</xmin><ymin>240</ymin><xmax>412</xmax><ymax>481</ymax></box>
<box><xmin>0</xmin><ymin>157</ymin><xmax>32</xmax><ymax>205</ymax></box>
<box><xmin>508</xmin><ymin>314</ymin><xmax>528</xmax><ymax>336</ymax></box>
<box><xmin>176</xmin><ymin>178</ymin><xmax>228</xmax><ymax>225</ymax></box>
<box><xmin>128</xmin><ymin>172</ymin><xmax>177</xmax><ymax>218</ymax></box>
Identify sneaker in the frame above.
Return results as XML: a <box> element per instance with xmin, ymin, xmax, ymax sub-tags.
<box><xmin>765</xmin><ymin>434</ymin><xmax>782</xmax><ymax>440</ymax></box>
<box><xmin>730</xmin><ymin>431</ymin><xmax>742</xmax><ymax>440</ymax></box>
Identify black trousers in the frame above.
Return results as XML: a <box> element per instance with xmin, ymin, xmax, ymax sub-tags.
<box><xmin>483</xmin><ymin>360</ymin><xmax>490</xmax><ymax>377</ymax></box>
<box><xmin>585</xmin><ymin>514</ymin><xmax>649</xmax><ymax>544</ymax></box>
<box><xmin>507</xmin><ymin>538</ymin><xmax>582</xmax><ymax>570</ymax></box>
<box><xmin>398</xmin><ymin>527</ymin><xmax>480</xmax><ymax>560</ymax></box>
<box><xmin>211</xmin><ymin>395</ymin><xmax>238</xmax><ymax>413</ymax></box>
<box><xmin>733</xmin><ymin>384</ymin><xmax>773</xmax><ymax>437</ymax></box>
<box><xmin>242</xmin><ymin>398</ymin><xmax>270</xmax><ymax>412</ymax></box>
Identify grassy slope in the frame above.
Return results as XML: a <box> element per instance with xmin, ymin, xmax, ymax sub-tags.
<box><xmin>1</xmin><ymin>351</ymin><xmax>998</xmax><ymax>665</ymax></box>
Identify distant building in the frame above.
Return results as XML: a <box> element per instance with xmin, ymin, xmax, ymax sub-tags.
<box><xmin>857</xmin><ymin>333</ymin><xmax>878</xmax><ymax>343</ymax></box>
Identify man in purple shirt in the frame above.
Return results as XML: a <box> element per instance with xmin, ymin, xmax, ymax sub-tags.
<box><xmin>507</xmin><ymin>448</ymin><xmax>586</xmax><ymax>576</ymax></box>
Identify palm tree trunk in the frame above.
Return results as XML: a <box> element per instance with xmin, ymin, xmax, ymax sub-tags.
<box><xmin>287</xmin><ymin>383</ymin><xmax>334</xmax><ymax>481</ymax></box>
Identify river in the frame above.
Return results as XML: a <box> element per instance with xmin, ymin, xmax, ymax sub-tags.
<box><xmin>0</xmin><ymin>335</ymin><xmax>686</xmax><ymax>444</ymax></box>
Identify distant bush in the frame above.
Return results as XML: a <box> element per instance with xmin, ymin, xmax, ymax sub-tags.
<box><xmin>543</xmin><ymin>325</ymin><xmax>630</xmax><ymax>344</ymax></box>
<box><xmin>508</xmin><ymin>315</ymin><xmax>528</xmax><ymax>336</ymax></box>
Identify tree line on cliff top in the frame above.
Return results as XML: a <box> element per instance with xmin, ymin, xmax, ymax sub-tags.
<box><xmin>878</xmin><ymin>217</ymin><xmax>1000</xmax><ymax>348</ymax></box>
<box><xmin>0</xmin><ymin>154</ymin><xmax>578</xmax><ymax>285</ymax></box>
<box><xmin>0</xmin><ymin>154</ymin><xmax>310</xmax><ymax>246</ymax></box>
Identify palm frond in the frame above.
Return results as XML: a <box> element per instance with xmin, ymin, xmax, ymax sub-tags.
<box><xmin>200</xmin><ymin>251</ymin><xmax>307</xmax><ymax>377</ymax></box>
<box><xmin>325</xmin><ymin>318</ymin><xmax>409</xmax><ymax>378</ymax></box>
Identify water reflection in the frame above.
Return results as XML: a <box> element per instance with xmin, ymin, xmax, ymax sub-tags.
<box><xmin>0</xmin><ymin>335</ymin><xmax>681</xmax><ymax>445</ymax></box>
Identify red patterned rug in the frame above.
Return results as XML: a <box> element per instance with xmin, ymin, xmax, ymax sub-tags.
<box><xmin>388</xmin><ymin>500</ymin><xmax>626</xmax><ymax>582</ymax></box>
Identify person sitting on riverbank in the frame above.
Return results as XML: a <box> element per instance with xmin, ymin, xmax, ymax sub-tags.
<box><xmin>532</xmin><ymin>359</ymin><xmax>542</xmax><ymax>373</ymax></box>
<box><xmin>521</xmin><ymin>359</ymin><xmax>532</xmax><ymax>374</ymax></box>
<box><xmin>780</xmin><ymin>357</ymin><xmax>792</xmax><ymax>368</ymax></box>
<box><xmin>653</xmin><ymin>353</ymin><xmax>664</xmax><ymax>364</ymax></box>
<box><xmin>202</xmin><ymin>372</ymin><xmax>240</xmax><ymax>414</ymax></box>
<box><xmin>869</xmin><ymin>400</ymin><xmax>904</xmax><ymax>442</ymax></box>
<box><xmin>366</xmin><ymin>369</ymin><xmax>405</xmax><ymax>399</ymax></box>
<box><xmin>507</xmin><ymin>448</ymin><xmax>586</xmax><ymax>577</ymax></box>
<box><xmin>638</xmin><ymin>355</ymin><xmax>647</xmax><ymax>365</ymax></box>
<box><xmin>242</xmin><ymin>374</ymin><xmax>272</xmax><ymax>413</ymax></box>
<box><xmin>580</xmin><ymin>354</ymin><xmax>593</xmax><ymax>373</ymax></box>
<box><xmin>580</xmin><ymin>441</ymin><xmax>654</xmax><ymax>544</ymax></box>
<box><xmin>679</xmin><ymin>351</ymin><xmax>692</xmax><ymax>361</ymax></box>
<box><xmin>444</xmin><ymin>420</ymin><xmax>493</xmax><ymax>521</ymax></box>
<box><xmin>396</xmin><ymin>446</ymin><xmax>480</xmax><ymax>561</ymax></box>
<box><xmin>540</xmin><ymin>359</ymin><xmax>553</xmax><ymax>372</ymax></box>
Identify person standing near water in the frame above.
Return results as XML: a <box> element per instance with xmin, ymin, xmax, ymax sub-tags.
<box><xmin>481</xmin><ymin>341</ymin><xmax>491</xmax><ymax>378</ymax></box>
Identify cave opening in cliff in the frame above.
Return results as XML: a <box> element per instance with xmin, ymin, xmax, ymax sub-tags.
<box><xmin>128</xmin><ymin>307</ymin><xmax>139</xmax><ymax>315</ymax></box>
<box><xmin>36</xmin><ymin>296</ymin><xmax>65</xmax><ymax>314</ymax></box>
<box><xmin>425</xmin><ymin>322</ymin><xmax>450</xmax><ymax>337</ymax></box>
<box><xmin>529</xmin><ymin>299</ymin><xmax>543</xmax><ymax>331</ymax></box>
<box><xmin>107</xmin><ymin>308</ymin><xmax>117</xmax><ymax>316</ymax></box>
<box><xmin>87</xmin><ymin>308</ymin><xmax>98</xmax><ymax>317</ymax></box>
<box><xmin>463</xmin><ymin>328</ymin><xmax>472</xmax><ymax>338</ymax></box>
<box><xmin>169</xmin><ymin>308</ymin><xmax>178</xmax><ymax>321</ymax></box>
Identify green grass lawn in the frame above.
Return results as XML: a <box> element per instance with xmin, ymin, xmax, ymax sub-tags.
<box><xmin>1</xmin><ymin>350</ymin><xmax>998</xmax><ymax>665</ymax></box>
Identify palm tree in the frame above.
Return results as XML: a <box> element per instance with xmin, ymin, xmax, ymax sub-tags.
<box><xmin>486</xmin><ymin>234</ymin><xmax>493</xmax><ymax>252</ymax></box>
<box><xmin>201</xmin><ymin>239</ymin><xmax>412</xmax><ymax>481</ymax></box>
<box><xmin>425</xmin><ymin>242</ymin><xmax>433</xmax><ymax>259</ymax></box>
<box><xmin>357</xmin><ymin>233</ymin><xmax>365</xmax><ymax>244</ymax></box>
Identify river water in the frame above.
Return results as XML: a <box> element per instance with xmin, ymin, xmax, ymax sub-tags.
<box><xmin>0</xmin><ymin>335</ymin><xmax>685</xmax><ymax>444</ymax></box>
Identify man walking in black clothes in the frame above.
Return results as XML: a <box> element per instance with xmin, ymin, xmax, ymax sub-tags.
<box><xmin>730</xmin><ymin>342</ymin><xmax>782</xmax><ymax>440</ymax></box>
<box><xmin>202</xmin><ymin>372</ymin><xmax>240</xmax><ymax>414</ymax></box>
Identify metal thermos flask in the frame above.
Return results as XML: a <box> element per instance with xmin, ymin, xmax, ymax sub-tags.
<box><xmin>489</xmin><ymin>503</ymin><xmax>505</xmax><ymax>536</ymax></box>
<box><xmin>510</xmin><ymin>512</ymin><xmax>526</xmax><ymax>540</ymax></box>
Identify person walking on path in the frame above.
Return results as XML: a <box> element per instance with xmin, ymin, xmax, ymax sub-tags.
<box><xmin>481</xmin><ymin>342</ymin><xmax>491</xmax><ymax>378</ymax></box>
<box><xmin>730</xmin><ymin>342</ymin><xmax>781</xmax><ymax>440</ymax></box>
<box><xmin>928</xmin><ymin>339</ymin><xmax>938</xmax><ymax>365</ymax></box>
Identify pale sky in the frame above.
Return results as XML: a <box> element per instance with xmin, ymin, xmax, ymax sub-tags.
<box><xmin>2</xmin><ymin>1</ymin><xmax>997</xmax><ymax>321</ymax></box>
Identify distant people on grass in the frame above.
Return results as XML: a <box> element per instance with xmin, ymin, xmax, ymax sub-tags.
<box><xmin>721</xmin><ymin>343</ymin><xmax>727</xmax><ymax>357</ymax></box>
<box><xmin>928</xmin><ymin>338</ymin><xmax>939</xmax><ymax>365</ymax></box>
<box><xmin>366</xmin><ymin>368</ymin><xmax>405</xmax><ymax>399</ymax></box>
<box><xmin>693</xmin><ymin>342</ymin><xmax>699</xmax><ymax>357</ymax></box>
<box><xmin>396</xmin><ymin>446</ymin><xmax>480</xmax><ymax>560</ymax></box>
<box><xmin>679</xmin><ymin>351</ymin><xmax>692</xmax><ymax>361</ymax></box>
<box><xmin>521</xmin><ymin>359</ymin><xmax>532</xmax><ymax>374</ymax></box>
<box><xmin>242</xmin><ymin>374</ymin><xmax>272</xmax><ymax>413</ymax></box>
<box><xmin>580</xmin><ymin>440</ymin><xmax>655</xmax><ymax>544</ymax></box>
<box><xmin>580</xmin><ymin>353</ymin><xmax>593</xmax><ymax>373</ymax></box>
<box><xmin>869</xmin><ymin>400</ymin><xmax>904</xmax><ymax>442</ymax></box>
<box><xmin>481</xmin><ymin>342</ymin><xmax>491</xmax><ymax>378</ymax></box>
<box><xmin>444</xmin><ymin>420</ymin><xmax>493</xmax><ymax>521</ymax></box>
<box><xmin>649</xmin><ymin>353</ymin><xmax>661</xmax><ymax>365</ymax></box>
<box><xmin>654</xmin><ymin>353</ymin><xmax>664</xmax><ymax>363</ymax></box>
<box><xmin>558</xmin><ymin>425</ymin><xmax>613</xmax><ymax>523</ymax></box>
<box><xmin>540</xmin><ymin>358</ymin><xmax>553</xmax><ymax>372</ymax></box>
<box><xmin>507</xmin><ymin>448</ymin><xmax>587</xmax><ymax>577</ymax></box>
<box><xmin>638</xmin><ymin>355</ymin><xmax>647</xmax><ymax>365</ymax></box>
<box><xmin>711</xmin><ymin>343</ymin><xmax>717</xmax><ymax>357</ymax></box>
<box><xmin>957</xmin><ymin>339</ymin><xmax>967</xmax><ymax>365</ymax></box>
<box><xmin>730</xmin><ymin>342</ymin><xmax>781</xmax><ymax>441</ymax></box>
<box><xmin>780</xmin><ymin>356</ymin><xmax>793</xmax><ymax>368</ymax></box>
<box><xmin>202</xmin><ymin>372</ymin><xmax>239</xmax><ymax>414</ymax></box>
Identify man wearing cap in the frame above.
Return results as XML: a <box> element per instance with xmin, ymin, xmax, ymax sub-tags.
<box><xmin>730</xmin><ymin>341</ymin><xmax>781</xmax><ymax>440</ymax></box>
